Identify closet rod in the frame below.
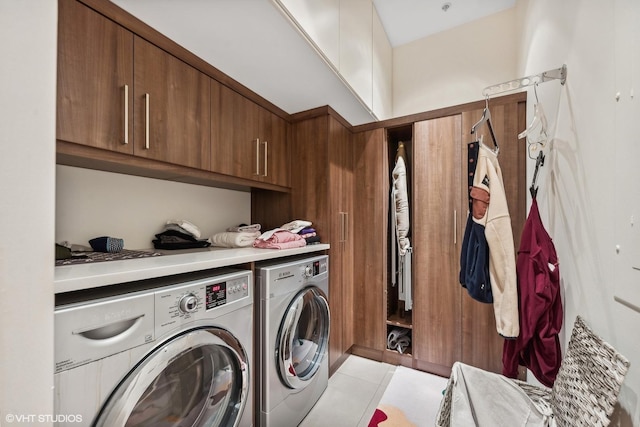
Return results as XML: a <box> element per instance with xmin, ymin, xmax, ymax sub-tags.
<box><xmin>482</xmin><ymin>64</ymin><xmax>567</xmax><ymax>97</ymax></box>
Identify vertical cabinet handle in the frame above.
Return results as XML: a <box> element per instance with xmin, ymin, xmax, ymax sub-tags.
<box><xmin>339</xmin><ymin>212</ymin><xmax>347</xmax><ymax>243</ymax></box>
<box><xmin>453</xmin><ymin>209</ymin><xmax>457</xmax><ymax>245</ymax></box>
<box><xmin>344</xmin><ymin>212</ymin><xmax>349</xmax><ymax>242</ymax></box>
<box><xmin>254</xmin><ymin>138</ymin><xmax>260</xmax><ymax>176</ymax></box>
<box><xmin>144</xmin><ymin>93</ymin><xmax>150</xmax><ymax>150</ymax></box>
<box><xmin>262</xmin><ymin>140</ymin><xmax>268</xmax><ymax>177</ymax></box>
<box><xmin>123</xmin><ymin>85</ymin><xmax>129</xmax><ymax>145</ymax></box>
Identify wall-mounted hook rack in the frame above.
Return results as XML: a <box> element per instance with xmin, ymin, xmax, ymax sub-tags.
<box><xmin>482</xmin><ymin>64</ymin><xmax>567</xmax><ymax>97</ymax></box>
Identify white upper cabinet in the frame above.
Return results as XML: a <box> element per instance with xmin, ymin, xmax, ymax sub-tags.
<box><xmin>275</xmin><ymin>0</ymin><xmax>392</xmax><ymax>120</ymax></box>
<box><xmin>372</xmin><ymin>6</ymin><xmax>392</xmax><ymax>120</ymax></box>
<box><xmin>276</xmin><ymin>0</ymin><xmax>340</xmax><ymax>68</ymax></box>
<box><xmin>339</xmin><ymin>0</ymin><xmax>373</xmax><ymax>109</ymax></box>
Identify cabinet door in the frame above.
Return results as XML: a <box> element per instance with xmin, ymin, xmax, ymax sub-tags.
<box><xmin>460</xmin><ymin>102</ymin><xmax>526</xmax><ymax>374</ymax></box>
<box><xmin>212</xmin><ymin>85</ymin><xmax>261</xmax><ymax>180</ymax></box>
<box><xmin>133</xmin><ymin>36</ymin><xmax>210</xmax><ymax>169</ymax></box>
<box><xmin>413</xmin><ymin>116</ymin><xmax>463</xmax><ymax>373</ymax></box>
<box><xmin>334</xmin><ymin>117</ymin><xmax>355</xmax><ymax>357</ymax></box>
<box><xmin>259</xmin><ymin>110</ymin><xmax>290</xmax><ymax>187</ymax></box>
<box><xmin>57</xmin><ymin>0</ymin><xmax>133</xmax><ymax>154</ymax></box>
<box><xmin>352</xmin><ymin>128</ymin><xmax>387</xmax><ymax>352</ymax></box>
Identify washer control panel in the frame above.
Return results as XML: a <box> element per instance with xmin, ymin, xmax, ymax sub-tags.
<box><xmin>155</xmin><ymin>271</ymin><xmax>251</xmax><ymax>335</ymax></box>
<box><xmin>205</xmin><ymin>276</ymin><xmax>249</xmax><ymax>309</ymax></box>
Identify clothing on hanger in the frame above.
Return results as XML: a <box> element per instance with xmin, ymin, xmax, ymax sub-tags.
<box><xmin>503</xmin><ymin>198</ymin><xmax>562</xmax><ymax>387</ymax></box>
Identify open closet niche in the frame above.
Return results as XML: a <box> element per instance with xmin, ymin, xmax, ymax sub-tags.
<box><xmin>386</xmin><ymin>125</ymin><xmax>414</xmax><ymax>361</ymax></box>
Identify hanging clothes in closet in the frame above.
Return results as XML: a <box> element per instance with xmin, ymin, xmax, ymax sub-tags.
<box><xmin>503</xmin><ymin>196</ymin><xmax>562</xmax><ymax>387</ymax></box>
<box><xmin>391</xmin><ymin>142</ymin><xmax>412</xmax><ymax>311</ymax></box>
<box><xmin>503</xmin><ymin>98</ymin><xmax>563</xmax><ymax>387</ymax></box>
<box><xmin>459</xmin><ymin>140</ymin><xmax>493</xmax><ymax>304</ymax></box>
<box><xmin>460</xmin><ymin>99</ymin><xmax>520</xmax><ymax>339</ymax></box>
<box><xmin>473</xmin><ymin>142</ymin><xmax>519</xmax><ymax>339</ymax></box>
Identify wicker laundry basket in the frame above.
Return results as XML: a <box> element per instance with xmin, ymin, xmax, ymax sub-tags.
<box><xmin>436</xmin><ymin>316</ymin><xmax>630</xmax><ymax>427</ymax></box>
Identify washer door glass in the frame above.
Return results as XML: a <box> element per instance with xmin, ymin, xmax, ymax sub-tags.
<box><xmin>277</xmin><ymin>286</ymin><xmax>330</xmax><ymax>389</ymax></box>
<box><xmin>94</xmin><ymin>327</ymin><xmax>249</xmax><ymax>427</ymax></box>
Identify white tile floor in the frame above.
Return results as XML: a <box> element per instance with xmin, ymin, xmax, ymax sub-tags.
<box><xmin>299</xmin><ymin>355</ymin><xmax>396</xmax><ymax>427</ymax></box>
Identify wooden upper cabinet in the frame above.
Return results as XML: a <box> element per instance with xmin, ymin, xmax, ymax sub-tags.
<box><xmin>133</xmin><ymin>36</ymin><xmax>210</xmax><ymax>169</ymax></box>
<box><xmin>213</xmin><ymin>84</ymin><xmax>289</xmax><ymax>187</ymax></box>
<box><xmin>260</xmin><ymin>110</ymin><xmax>289</xmax><ymax>187</ymax></box>
<box><xmin>57</xmin><ymin>0</ymin><xmax>133</xmax><ymax>154</ymax></box>
<box><xmin>58</xmin><ymin>0</ymin><xmax>210</xmax><ymax>169</ymax></box>
<box><xmin>212</xmin><ymin>84</ymin><xmax>260</xmax><ymax>179</ymax></box>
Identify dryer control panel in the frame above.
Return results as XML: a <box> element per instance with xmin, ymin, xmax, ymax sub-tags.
<box><xmin>302</xmin><ymin>258</ymin><xmax>328</xmax><ymax>278</ymax></box>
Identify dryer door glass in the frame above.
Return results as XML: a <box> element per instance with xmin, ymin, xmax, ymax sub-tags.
<box><xmin>277</xmin><ymin>286</ymin><xmax>330</xmax><ymax>389</ymax></box>
<box><xmin>94</xmin><ymin>327</ymin><xmax>249</xmax><ymax>427</ymax></box>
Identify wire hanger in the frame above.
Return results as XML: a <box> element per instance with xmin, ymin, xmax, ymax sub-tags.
<box><xmin>471</xmin><ymin>95</ymin><xmax>499</xmax><ymax>153</ymax></box>
<box><xmin>519</xmin><ymin>83</ymin><xmax>549</xmax><ymax>159</ymax></box>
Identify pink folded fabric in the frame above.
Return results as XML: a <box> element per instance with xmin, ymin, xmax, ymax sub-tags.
<box><xmin>253</xmin><ymin>230</ymin><xmax>307</xmax><ymax>249</ymax></box>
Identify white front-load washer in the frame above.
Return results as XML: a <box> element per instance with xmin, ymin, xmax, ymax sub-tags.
<box><xmin>54</xmin><ymin>268</ymin><xmax>253</xmax><ymax>427</ymax></box>
<box><xmin>256</xmin><ymin>255</ymin><xmax>330</xmax><ymax>427</ymax></box>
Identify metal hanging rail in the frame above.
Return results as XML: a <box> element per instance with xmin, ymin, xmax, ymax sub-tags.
<box><xmin>482</xmin><ymin>64</ymin><xmax>567</xmax><ymax>97</ymax></box>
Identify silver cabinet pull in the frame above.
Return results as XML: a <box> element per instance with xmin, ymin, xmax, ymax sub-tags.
<box><xmin>453</xmin><ymin>209</ymin><xmax>457</xmax><ymax>245</ymax></box>
<box><xmin>123</xmin><ymin>84</ymin><xmax>129</xmax><ymax>145</ymax></box>
<box><xmin>263</xmin><ymin>140</ymin><xmax>268</xmax><ymax>177</ymax></box>
<box><xmin>254</xmin><ymin>138</ymin><xmax>260</xmax><ymax>175</ymax></box>
<box><xmin>144</xmin><ymin>93</ymin><xmax>150</xmax><ymax>149</ymax></box>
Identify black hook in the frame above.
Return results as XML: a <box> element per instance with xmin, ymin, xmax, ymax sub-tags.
<box><xmin>529</xmin><ymin>151</ymin><xmax>545</xmax><ymax>198</ymax></box>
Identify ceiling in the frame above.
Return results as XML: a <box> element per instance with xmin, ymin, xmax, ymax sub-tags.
<box><xmin>112</xmin><ymin>0</ymin><xmax>516</xmax><ymax>125</ymax></box>
<box><xmin>372</xmin><ymin>0</ymin><xmax>515</xmax><ymax>47</ymax></box>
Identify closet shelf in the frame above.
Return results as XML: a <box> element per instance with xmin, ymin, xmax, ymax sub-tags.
<box><xmin>386</xmin><ymin>313</ymin><xmax>413</xmax><ymax>329</ymax></box>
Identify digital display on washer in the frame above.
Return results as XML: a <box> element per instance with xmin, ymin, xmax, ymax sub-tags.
<box><xmin>206</xmin><ymin>281</ymin><xmax>227</xmax><ymax>309</ymax></box>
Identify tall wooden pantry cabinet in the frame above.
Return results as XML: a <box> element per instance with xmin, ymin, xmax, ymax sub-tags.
<box><xmin>287</xmin><ymin>108</ymin><xmax>355</xmax><ymax>375</ymax></box>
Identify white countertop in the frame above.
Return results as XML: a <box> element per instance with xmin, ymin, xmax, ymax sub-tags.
<box><xmin>54</xmin><ymin>244</ymin><xmax>330</xmax><ymax>294</ymax></box>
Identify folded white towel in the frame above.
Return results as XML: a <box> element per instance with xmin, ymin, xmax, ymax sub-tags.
<box><xmin>227</xmin><ymin>223</ymin><xmax>261</xmax><ymax>233</ymax></box>
<box><xmin>210</xmin><ymin>231</ymin><xmax>260</xmax><ymax>248</ymax></box>
<box><xmin>166</xmin><ymin>219</ymin><xmax>201</xmax><ymax>239</ymax></box>
<box><xmin>281</xmin><ymin>220</ymin><xmax>312</xmax><ymax>234</ymax></box>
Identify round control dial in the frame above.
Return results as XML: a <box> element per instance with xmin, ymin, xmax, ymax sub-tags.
<box><xmin>179</xmin><ymin>293</ymin><xmax>198</xmax><ymax>313</ymax></box>
<box><xmin>304</xmin><ymin>266</ymin><xmax>313</xmax><ymax>278</ymax></box>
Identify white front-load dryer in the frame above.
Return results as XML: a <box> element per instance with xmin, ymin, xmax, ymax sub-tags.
<box><xmin>54</xmin><ymin>268</ymin><xmax>253</xmax><ymax>427</ymax></box>
<box><xmin>256</xmin><ymin>255</ymin><xmax>330</xmax><ymax>427</ymax></box>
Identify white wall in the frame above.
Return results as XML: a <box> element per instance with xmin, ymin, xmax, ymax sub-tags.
<box><xmin>392</xmin><ymin>7</ymin><xmax>518</xmax><ymax>117</ymax></box>
<box><xmin>0</xmin><ymin>1</ymin><xmax>57</xmax><ymax>423</ymax></box>
<box><xmin>515</xmin><ymin>1</ymin><xmax>639</xmax><ymax>424</ymax></box>
<box><xmin>56</xmin><ymin>166</ymin><xmax>251</xmax><ymax>250</ymax></box>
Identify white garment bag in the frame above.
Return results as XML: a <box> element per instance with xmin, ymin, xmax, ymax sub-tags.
<box><xmin>391</xmin><ymin>146</ymin><xmax>412</xmax><ymax>311</ymax></box>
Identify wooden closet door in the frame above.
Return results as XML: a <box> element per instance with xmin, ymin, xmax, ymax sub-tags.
<box><xmin>460</xmin><ymin>101</ymin><xmax>526</xmax><ymax>374</ymax></box>
<box><xmin>331</xmin><ymin>117</ymin><xmax>354</xmax><ymax>358</ymax></box>
<box><xmin>352</xmin><ymin>128</ymin><xmax>387</xmax><ymax>353</ymax></box>
<box><xmin>57</xmin><ymin>0</ymin><xmax>133</xmax><ymax>153</ymax></box>
<box><xmin>412</xmin><ymin>115</ymin><xmax>462</xmax><ymax>375</ymax></box>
